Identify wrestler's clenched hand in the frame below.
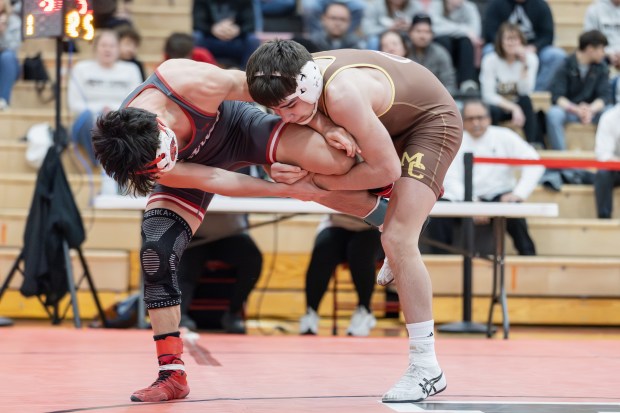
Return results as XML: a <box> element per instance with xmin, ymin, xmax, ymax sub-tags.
<box><xmin>323</xmin><ymin>125</ymin><xmax>361</xmax><ymax>157</ymax></box>
<box><xmin>269</xmin><ymin>162</ymin><xmax>308</xmax><ymax>184</ymax></box>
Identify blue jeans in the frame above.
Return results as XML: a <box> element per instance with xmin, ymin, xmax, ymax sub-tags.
<box><xmin>301</xmin><ymin>0</ymin><xmax>365</xmax><ymax>36</ymax></box>
<box><xmin>72</xmin><ymin>110</ymin><xmax>97</xmax><ymax>165</ymax></box>
<box><xmin>545</xmin><ymin>105</ymin><xmax>604</xmax><ymax>150</ymax></box>
<box><xmin>536</xmin><ymin>46</ymin><xmax>566</xmax><ymax>91</ymax></box>
<box><xmin>0</xmin><ymin>49</ymin><xmax>20</xmax><ymax>103</ymax></box>
<box><xmin>193</xmin><ymin>31</ymin><xmax>260</xmax><ymax>69</ymax></box>
<box><xmin>482</xmin><ymin>43</ymin><xmax>566</xmax><ymax>91</ymax></box>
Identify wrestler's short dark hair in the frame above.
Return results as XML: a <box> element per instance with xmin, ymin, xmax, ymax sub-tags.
<box><xmin>92</xmin><ymin>108</ymin><xmax>160</xmax><ymax>197</ymax></box>
<box><xmin>246</xmin><ymin>39</ymin><xmax>313</xmax><ymax>107</ymax></box>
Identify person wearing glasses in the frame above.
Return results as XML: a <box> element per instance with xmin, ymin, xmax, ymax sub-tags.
<box><xmin>311</xmin><ymin>1</ymin><xmax>365</xmax><ymax>51</ymax></box>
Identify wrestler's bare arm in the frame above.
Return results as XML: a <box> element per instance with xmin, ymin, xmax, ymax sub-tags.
<box><xmin>313</xmin><ymin>71</ymin><xmax>401</xmax><ymax>191</ymax></box>
<box><xmin>162</xmin><ymin>163</ymin><xmax>377</xmax><ymax>218</ymax></box>
<box><xmin>161</xmin><ymin>61</ymin><xmax>357</xmax><ymax>159</ymax></box>
<box><xmin>157</xmin><ymin>59</ymin><xmax>252</xmax><ymax>113</ymax></box>
<box><xmin>159</xmin><ymin>163</ymin><xmax>323</xmax><ymax>201</ymax></box>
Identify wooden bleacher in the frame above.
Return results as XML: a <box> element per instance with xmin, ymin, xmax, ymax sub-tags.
<box><xmin>2</xmin><ymin>0</ymin><xmax>619</xmax><ymax>327</ymax></box>
<box><xmin>549</xmin><ymin>0</ymin><xmax>593</xmax><ymax>53</ymax></box>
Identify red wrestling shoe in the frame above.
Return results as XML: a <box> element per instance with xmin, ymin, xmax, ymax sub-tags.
<box><xmin>130</xmin><ymin>336</ymin><xmax>190</xmax><ymax>402</ymax></box>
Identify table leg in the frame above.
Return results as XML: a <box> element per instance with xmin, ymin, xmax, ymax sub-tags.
<box><xmin>492</xmin><ymin>217</ymin><xmax>509</xmax><ymax>339</ymax></box>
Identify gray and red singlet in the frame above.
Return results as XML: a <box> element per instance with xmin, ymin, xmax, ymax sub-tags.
<box><xmin>122</xmin><ymin>70</ymin><xmax>287</xmax><ymax>220</ymax></box>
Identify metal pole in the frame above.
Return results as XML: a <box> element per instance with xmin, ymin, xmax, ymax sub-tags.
<box><xmin>54</xmin><ymin>36</ymin><xmax>63</xmax><ymax>148</ymax></box>
<box><xmin>462</xmin><ymin>152</ymin><xmax>474</xmax><ymax>322</ymax></box>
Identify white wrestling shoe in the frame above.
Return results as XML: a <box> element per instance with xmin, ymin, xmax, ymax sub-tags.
<box><xmin>346</xmin><ymin>306</ymin><xmax>376</xmax><ymax>336</ymax></box>
<box><xmin>376</xmin><ymin>257</ymin><xmax>395</xmax><ymax>286</ymax></box>
<box><xmin>299</xmin><ymin>307</ymin><xmax>319</xmax><ymax>335</ymax></box>
<box><xmin>382</xmin><ymin>363</ymin><xmax>446</xmax><ymax>403</ymax></box>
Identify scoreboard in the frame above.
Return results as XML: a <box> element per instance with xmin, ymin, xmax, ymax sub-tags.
<box><xmin>23</xmin><ymin>0</ymin><xmax>94</xmax><ymax>40</ymax></box>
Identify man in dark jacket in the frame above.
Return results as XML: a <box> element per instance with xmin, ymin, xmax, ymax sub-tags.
<box><xmin>192</xmin><ymin>0</ymin><xmax>260</xmax><ymax>68</ymax></box>
<box><xmin>482</xmin><ymin>0</ymin><xmax>566</xmax><ymax>91</ymax></box>
<box><xmin>546</xmin><ymin>30</ymin><xmax>610</xmax><ymax>150</ymax></box>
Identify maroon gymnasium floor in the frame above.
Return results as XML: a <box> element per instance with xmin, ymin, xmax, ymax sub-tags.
<box><xmin>1</xmin><ymin>327</ymin><xmax>619</xmax><ymax>413</ymax></box>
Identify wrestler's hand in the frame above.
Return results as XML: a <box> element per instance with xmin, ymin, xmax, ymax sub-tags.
<box><xmin>269</xmin><ymin>162</ymin><xmax>308</xmax><ymax>184</ymax></box>
<box><xmin>324</xmin><ymin>126</ymin><xmax>361</xmax><ymax>157</ymax></box>
<box><xmin>287</xmin><ymin>173</ymin><xmax>329</xmax><ymax>202</ymax></box>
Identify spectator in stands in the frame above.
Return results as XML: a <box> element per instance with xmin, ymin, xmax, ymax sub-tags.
<box><xmin>192</xmin><ymin>0</ymin><xmax>260</xmax><ymax>69</ymax></box>
<box><xmin>68</xmin><ymin>30</ymin><xmax>142</xmax><ymax>166</ymax></box>
<box><xmin>584</xmin><ymin>0</ymin><xmax>620</xmax><ymax>71</ymax></box>
<box><xmin>117</xmin><ymin>25</ymin><xmax>145</xmax><ymax>81</ymax></box>
<box><xmin>362</xmin><ymin>0</ymin><xmax>417</xmax><ymax>50</ymax></box>
<box><xmin>300</xmin><ymin>215</ymin><xmax>383</xmax><ymax>336</ymax></box>
<box><xmin>408</xmin><ymin>14</ymin><xmax>457</xmax><ymax>94</ymax></box>
<box><xmin>177</xmin><ymin>169</ymin><xmax>263</xmax><ymax>334</ymax></box>
<box><xmin>302</xmin><ymin>0</ymin><xmax>365</xmax><ymax>38</ymax></box>
<box><xmin>379</xmin><ymin>29</ymin><xmax>411</xmax><ymax>57</ymax></box>
<box><xmin>93</xmin><ymin>0</ymin><xmax>132</xmax><ymax>29</ymax></box>
<box><xmin>480</xmin><ymin>23</ymin><xmax>540</xmax><ymax>146</ymax></box>
<box><xmin>482</xmin><ymin>0</ymin><xmax>566</xmax><ymax>91</ymax></box>
<box><xmin>426</xmin><ymin>99</ymin><xmax>543</xmax><ymax>255</ymax></box>
<box><xmin>593</xmin><ymin>103</ymin><xmax>620</xmax><ymax>218</ymax></box>
<box><xmin>0</xmin><ymin>0</ymin><xmax>20</xmax><ymax>110</ymax></box>
<box><xmin>546</xmin><ymin>30</ymin><xmax>610</xmax><ymax>151</ymax></box>
<box><xmin>164</xmin><ymin>32</ymin><xmax>218</xmax><ymax>66</ymax></box>
<box><xmin>428</xmin><ymin>0</ymin><xmax>481</xmax><ymax>93</ymax></box>
<box><xmin>311</xmin><ymin>2</ymin><xmax>365</xmax><ymax>51</ymax></box>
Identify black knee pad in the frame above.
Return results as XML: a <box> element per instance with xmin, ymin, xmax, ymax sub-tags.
<box><xmin>140</xmin><ymin>208</ymin><xmax>193</xmax><ymax>309</ymax></box>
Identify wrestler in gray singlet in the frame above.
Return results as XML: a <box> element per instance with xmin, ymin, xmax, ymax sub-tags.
<box><xmin>121</xmin><ymin>71</ymin><xmax>288</xmax><ymax>220</ymax></box>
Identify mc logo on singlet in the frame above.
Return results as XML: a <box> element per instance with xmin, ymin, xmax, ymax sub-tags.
<box><xmin>401</xmin><ymin>151</ymin><xmax>425</xmax><ymax>179</ymax></box>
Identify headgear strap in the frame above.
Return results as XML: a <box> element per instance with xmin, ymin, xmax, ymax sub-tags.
<box><xmin>137</xmin><ymin>118</ymin><xmax>178</xmax><ymax>175</ymax></box>
<box><xmin>285</xmin><ymin>61</ymin><xmax>323</xmax><ymax>105</ymax></box>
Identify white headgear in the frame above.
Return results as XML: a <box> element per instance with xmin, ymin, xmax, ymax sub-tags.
<box><xmin>285</xmin><ymin>61</ymin><xmax>323</xmax><ymax>105</ymax></box>
<box><xmin>139</xmin><ymin>118</ymin><xmax>178</xmax><ymax>175</ymax></box>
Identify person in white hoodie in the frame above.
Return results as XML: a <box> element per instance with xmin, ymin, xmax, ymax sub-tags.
<box><xmin>425</xmin><ymin>99</ymin><xmax>545</xmax><ymax>255</ymax></box>
<box><xmin>480</xmin><ymin>23</ymin><xmax>540</xmax><ymax>146</ymax></box>
<box><xmin>584</xmin><ymin>0</ymin><xmax>620</xmax><ymax>70</ymax></box>
<box><xmin>68</xmin><ymin>30</ymin><xmax>143</xmax><ymax>166</ymax></box>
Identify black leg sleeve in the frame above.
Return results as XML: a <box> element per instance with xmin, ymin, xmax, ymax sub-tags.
<box><xmin>141</xmin><ymin>208</ymin><xmax>194</xmax><ymax>309</ymax></box>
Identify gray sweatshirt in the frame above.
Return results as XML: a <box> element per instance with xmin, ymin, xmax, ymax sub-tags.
<box><xmin>409</xmin><ymin>43</ymin><xmax>457</xmax><ymax>94</ymax></box>
<box><xmin>584</xmin><ymin>0</ymin><xmax>620</xmax><ymax>53</ymax></box>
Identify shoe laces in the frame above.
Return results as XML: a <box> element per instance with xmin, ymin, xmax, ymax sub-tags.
<box><xmin>150</xmin><ymin>369</ymin><xmax>173</xmax><ymax>387</ymax></box>
<box><xmin>392</xmin><ymin>364</ymin><xmax>439</xmax><ymax>396</ymax></box>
